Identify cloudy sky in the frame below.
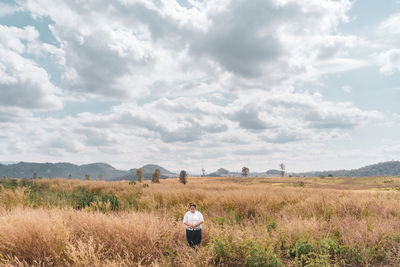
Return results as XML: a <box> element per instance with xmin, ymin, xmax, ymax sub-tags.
<box><xmin>0</xmin><ymin>0</ymin><xmax>399</xmax><ymax>174</ymax></box>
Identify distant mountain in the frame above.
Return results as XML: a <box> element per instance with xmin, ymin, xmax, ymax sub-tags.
<box><xmin>207</xmin><ymin>168</ymin><xmax>230</xmax><ymax>177</ymax></box>
<box><xmin>0</xmin><ymin>161</ymin><xmax>18</xmax><ymax>165</ymax></box>
<box><xmin>295</xmin><ymin>161</ymin><xmax>400</xmax><ymax>177</ymax></box>
<box><xmin>206</xmin><ymin>161</ymin><xmax>400</xmax><ymax>178</ymax></box>
<box><xmin>207</xmin><ymin>167</ymin><xmax>278</xmax><ymax>177</ymax></box>
<box><xmin>141</xmin><ymin>164</ymin><xmax>176</xmax><ymax>176</ymax></box>
<box><xmin>116</xmin><ymin>164</ymin><xmax>177</xmax><ymax>181</ymax></box>
<box><xmin>0</xmin><ymin>162</ymin><xmax>176</xmax><ymax>180</ymax></box>
<box><xmin>2</xmin><ymin>161</ymin><xmax>399</xmax><ymax>180</ymax></box>
<box><xmin>266</xmin><ymin>169</ymin><xmax>281</xmax><ymax>175</ymax></box>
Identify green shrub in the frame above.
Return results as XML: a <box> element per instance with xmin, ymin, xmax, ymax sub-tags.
<box><xmin>296</xmin><ymin>181</ymin><xmax>305</xmax><ymax>187</ymax></box>
<box><xmin>244</xmin><ymin>241</ymin><xmax>283</xmax><ymax>267</ymax></box>
<box><xmin>72</xmin><ymin>188</ymin><xmax>98</xmax><ymax>209</ymax></box>
<box><xmin>212</xmin><ymin>237</ymin><xmax>231</xmax><ymax>264</ymax></box>
<box><xmin>0</xmin><ymin>178</ymin><xmax>19</xmax><ymax>190</ymax></box>
<box><xmin>267</xmin><ymin>220</ymin><xmax>277</xmax><ymax>231</ymax></box>
<box><xmin>101</xmin><ymin>193</ymin><xmax>120</xmax><ymax>211</ymax></box>
<box><xmin>288</xmin><ymin>238</ymin><xmax>314</xmax><ymax>266</ymax></box>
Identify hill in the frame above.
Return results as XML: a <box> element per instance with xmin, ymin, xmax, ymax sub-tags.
<box><xmin>206</xmin><ymin>161</ymin><xmax>400</xmax><ymax>177</ymax></box>
<box><xmin>294</xmin><ymin>161</ymin><xmax>400</xmax><ymax>177</ymax></box>
<box><xmin>207</xmin><ymin>168</ymin><xmax>231</xmax><ymax>177</ymax></box>
<box><xmin>0</xmin><ymin>162</ymin><xmax>176</xmax><ymax>180</ymax></box>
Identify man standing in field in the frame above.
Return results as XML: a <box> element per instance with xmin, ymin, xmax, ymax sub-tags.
<box><xmin>183</xmin><ymin>203</ymin><xmax>204</xmax><ymax>248</ymax></box>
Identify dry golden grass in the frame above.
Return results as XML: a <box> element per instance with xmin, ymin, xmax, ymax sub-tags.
<box><xmin>1</xmin><ymin>176</ymin><xmax>400</xmax><ymax>266</ymax></box>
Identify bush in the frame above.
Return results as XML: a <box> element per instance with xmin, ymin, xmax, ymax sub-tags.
<box><xmin>152</xmin><ymin>169</ymin><xmax>160</xmax><ymax>183</ymax></box>
<box><xmin>179</xmin><ymin>170</ymin><xmax>188</xmax><ymax>185</ymax></box>
<box><xmin>267</xmin><ymin>220</ymin><xmax>277</xmax><ymax>231</ymax></box>
<box><xmin>72</xmin><ymin>188</ymin><xmax>97</xmax><ymax>209</ymax></box>
<box><xmin>296</xmin><ymin>181</ymin><xmax>305</xmax><ymax>187</ymax></box>
<box><xmin>101</xmin><ymin>194</ymin><xmax>120</xmax><ymax>211</ymax></box>
<box><xmin>244</xmin><ymin>241</ymin><xmax>283</xmax><ymax>267</ymax></box>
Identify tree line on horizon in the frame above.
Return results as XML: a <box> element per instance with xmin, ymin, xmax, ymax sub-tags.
<box><xmin>3</xmin><ymin>163</ymin><xmax>288</xmax><ymax>183</ymax></box>
<box><xmin>241</xmin><ymin>163</ymin><xmax>286</xmax><ymax>177</ymax></box>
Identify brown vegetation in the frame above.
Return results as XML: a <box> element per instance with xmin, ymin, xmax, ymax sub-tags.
<box><xmin>1</xmin><ymin>176</ymin><xmax>400</xmax><ymax>266</ymax></box>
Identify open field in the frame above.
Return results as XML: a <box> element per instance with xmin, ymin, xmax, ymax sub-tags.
<box><xmin>1</xmin><ymin>176</ymin><xmax>400</xmax><ymax>266</ymax></box>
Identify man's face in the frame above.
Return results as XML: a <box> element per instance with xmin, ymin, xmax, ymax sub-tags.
<box><xmin>190</xmin><ymin>206</ymin><xmax>195</xmax><ymax>213</ymax></box>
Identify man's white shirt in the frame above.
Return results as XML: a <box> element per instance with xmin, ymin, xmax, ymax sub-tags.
<box><xmin>183</xmin><ymin>211</ymin><xmax>204</xmax><ymax>230</ymax></box>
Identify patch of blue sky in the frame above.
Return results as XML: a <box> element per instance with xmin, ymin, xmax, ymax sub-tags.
<box><xmin>176</xmin><ymin>0</ymin><xmax>194</xmax><ymax>8</ymax></box>
<box><xmin>340</xmin><ymin>0</ymin><xmax>400</xmax><ymax>36</ymax></box>
<box><xmin>1</xmin><ymin>7</ymin><xmax>63</xmax><ymax>84</ymax></box>
<box><xmin>0</xmin><ymin>10</ymin><xmax>59</xmax><ymax>46</ymax></box>
<box><xmin>317</xmin><ymin>66</ymin><xmax>400</xmax><ymax>113</ymax></box>
<box><xmin>33</xmin><ymin>100</ymin><xmax>121</xmax><ymax>118</ymax></box>
<box><xmin>25</xmin><ymin>54</ymin><xmax>64</xmax><ymax>85</ymax></box>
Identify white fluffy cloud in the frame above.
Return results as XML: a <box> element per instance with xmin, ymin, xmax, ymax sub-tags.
<box><xmin>21</xmin><ymin>0</ymin><xmax>361</xmax><ymax>100</ymax></box>
<box><xmin>1</xmin><ymin>0</ymin><xmax>395</xmax><ymax>172</ymax></box>
<box><xmin>0</xmin><ymin>25</ymin><xmax>63</xmax><ymax>110</ymax></box>
<box><xmin>378</xmin><ymin>49</ymin><xmax>400</xmax><ymax>74</ymax></box>
<box><xmin>379</xmin><ymin>13</ymin><xmax>400</xmax><ymax>35</ymax></box>
<box><xmin>0</xmin><ymin>2</ymin><xmax>22</xmax><ymax>16</ymax></box>
<box><xmin>376</xmin><ymin>13</ymin><xmax>400</xmax><ymax>74</ymax></box>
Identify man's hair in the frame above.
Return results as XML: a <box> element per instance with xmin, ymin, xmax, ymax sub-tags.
<box><xmin>189</xmin><ymin>202</ymin><xmax>196</xmax><ymax>208</ymax></box>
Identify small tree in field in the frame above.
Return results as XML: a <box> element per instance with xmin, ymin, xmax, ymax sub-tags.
<box><xmin>98</xmin><ymin>173</ymin><xmax>104</xmax><ymax>180</ymax></box>
<box><xmin>201</xmin><ymin>168</ymin><xmax>206</xmax><ymax>177</ymax></box>
<box><xmin>68</xmin><ymin>174</ymin><xmax>72</xmax><ymax>179</ymax></box>
<box><xmin>136</xmin><ymin>168</ymin><xmax>144</xmax><ymax>182</ymax></box>
<box><xmin>33</xmin><ymin>173</ymin><xmax>38</xmax><ymax>179</ymax></box>
<box><xmin>152</xmin><ymin>169</ymin><xmax>160</xmax><ymax>183</ymax></box>
<box><xmin>179</xmin><ymin>170</ymin><xmax>188</xmax><ymax>185</ymax></box>
<box><xmin>242</xmin><ymin>166</ymin><xmax>249</xmax><ymax>177</ymax></box>
<box><xmin>85</xmin><ymin>174</ymin><xmax>91</xmax><ymax>181</ymax></box>
<box><xmin>280</xmin><ymin>163</ymin><xmax>285</xmax><ymax>177</ymax></box>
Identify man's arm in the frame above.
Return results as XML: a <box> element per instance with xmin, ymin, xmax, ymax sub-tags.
<box><xmin>183</xmin><ymin>213</ymin><xmax>194</xmax><ymax>228</ymax></box>
<box><xmin>193</xmin><ymin>213</ymin><xmax>204</xmax><ymax>227</ymax></box>
<box><xmin>184</xmin><ymin>222</ymin><xmax>195</xmax><ymax>228</ymax></box>
<box><xmin>193</xmin><ymin>221</ymin><xmax>203</xmax><ymax>228</ymax></box>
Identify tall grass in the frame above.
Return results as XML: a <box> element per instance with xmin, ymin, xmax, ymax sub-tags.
<box><xmin>1</xmin><ymin>177</ymin><xmax>400</xmax><ymax>265</ymax></box>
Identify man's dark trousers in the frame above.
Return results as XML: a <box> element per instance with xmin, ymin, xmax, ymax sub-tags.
<box><xmin>186</xmin><ymin>229</ymin><xmax>202</xmax><ymax>248</ymax></box>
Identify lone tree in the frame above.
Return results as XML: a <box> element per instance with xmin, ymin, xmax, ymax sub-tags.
<box><xmin>85</xmin><ymin>174</ymin><xmax>91</xmax><ymax>181</ymax></box>
<box><xmin>152</xmin><ymin>169</ymin><xmax>160</xmax><ymax>183</ymax></box>
<box><xmin>280</xmin><ymin>163</ymin><xmax>285</xmax><ymax>177</ymax></box>
<box><xmin>179</xmin><ymin>170</ymin><xmax>188</xmax><ymax>185</ymax></box>
<box><xmin>136</xmin><ymin>168</ymin><xmax>144</xmax><ymax>182</ymax></box>
<box><xmin>33</xmin><ymin>173</ymin><xmax>38</xmax><ymax>179</ymax></box>
<box><xmin>242</xmin><ymin>166</ymin><xmax>250</xmax><ymax>177</ymax></box>
<box><xmin>98</xmin><ymin>173</ymin><xmax>104</xmax><ymax>180</ymax></box>
<box><xmin>68</xmin><ymin>174</ymin><xmax>73</xmax><ymax>179</ymax></box>
<box><xmin>201</xmin><ymin>168</ymin><xmax>206</xmax><ymax>177</ymax></box>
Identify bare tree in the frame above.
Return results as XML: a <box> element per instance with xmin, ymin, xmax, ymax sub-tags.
<box><xmin>179</xmin><ymin>170</ymin><xmax>188</xmax><ymax>184</ymax></box>
<box><xmin>242</xmin><ymin>166</ymin><xmax>250</xmax><ymax>177</ymax></box>
<box><xmin>152</xmin><ymin>169</ymin><xmax>160</xmax><ymax>183</ymax></box>
<box><xmin>201</xmin><ymin>168</ymin><xmax>206</xmax><ymax>177</ymax></box>
<box><xmin>136</xmin><ymin>168</ymin><xmax>145</xmax><ymax>182</ymax></box>
<box><xmin>280</xmin><ymin>163</ymin><xmax>285</xmax><ymax>177</ymax></box>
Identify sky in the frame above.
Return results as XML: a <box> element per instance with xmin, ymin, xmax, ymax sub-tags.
<box><xmin>0</xmin><ymin>0</ymin><xmax>399</xmax><ymax>174</ymax></box>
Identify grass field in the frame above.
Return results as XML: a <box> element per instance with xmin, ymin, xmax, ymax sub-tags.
<box><xmin>1</xmin><ymin>176</ymin><xmax>400</xmax><ymax>266</ymax></box>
